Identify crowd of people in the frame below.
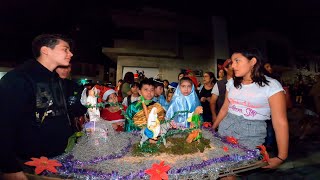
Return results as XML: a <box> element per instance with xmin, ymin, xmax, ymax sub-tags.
<box><xmin>0</xmin><ymin>34</ymin><xmax>291</xmax><ymax>180</ymax></box>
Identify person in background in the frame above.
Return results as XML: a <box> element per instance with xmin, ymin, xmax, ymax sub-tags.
<box><xmin>198</xmin><ymin>72</ymin><xmax>216</xmax><ymax>125</ymax></box>
<box><xmin>153</xmin><ymin>79</ymin><xmax>167</xmax><ymax>110</ymax></box>
<box><xmin>262</xmin><ymin>62</ymin><xmax>279</xmax><ymax>151</ymax></box>
<box><xmin>178</xmin><ymin>72</ymin><xmax>185</xmax><ymax>81</ymax></box>
<box><xmin>56</xmin><ymin>64</ymin><xmax>87</xmax><ymax>131</ymax></box>
<box><xmin>0</xmin><ymin>34</ymin><xmax>74</xmax><ymax>180</ymax></box>
<box><xmin>163</xmin><ymin>79</ymin><xmax>169</xmax><ymax>98</ymax></box>
<box><xmin>217</xmin><ymin>69</ymin><xmax>225</xmax><ymax>81</ymax></box>
<box><xmin>121</xmin><ymin>72</ymin><xmax>134</xmax><ymax>99</ymax></box>
<box><xmin>213</xmin><ymin>49</ymin><xmax>289</xmax><ymax>175</ymax></box>
<box><xmin>122</xmin><ymin>82</ymin><xmax>140</xmax><ymax>107</ymax></box>
<box><xmin>210</xmin><ymin>59</ymin><xmax>233</xmax><ymax>124</ymax></box>
<box><xmin>166</xmin><ymin>89</ymin><xmax>174</xmax><ymax>104</ymax></box>
<box><xmin>115</xmin><ymin>79</ymin><xmax>123</xmax><ymax>102</ymax></box>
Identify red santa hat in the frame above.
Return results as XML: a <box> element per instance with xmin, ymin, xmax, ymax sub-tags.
<box><xmin>102</xmin><ymin>89</ymin><xmax>116</xmax><ymax>101</ymax></box>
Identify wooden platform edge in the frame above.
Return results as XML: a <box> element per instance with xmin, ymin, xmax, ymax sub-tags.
<box><xmin>218</xmin><ymin>161</ymin><xmax>268</xmax><ymax>178</ymax></box>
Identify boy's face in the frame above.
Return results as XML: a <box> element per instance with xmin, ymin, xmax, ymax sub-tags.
<box><xmin>139</xmin><ymin>84</ymin><xmax>154</xmax><ymax>100</ymax></box>
<box><xmin>180</xmin><ymin>81</ymin><xmax>192</xmax><ymax>96</ymax></box>
<box><xmin>154</xmin><ymin>86</ymin><xmax>163</xmax><ymax>96</ymax></box>
<box><xmin>46</xmin><ymin>39</ymin><xmax>73</xmax><ymax>67</ymax></box>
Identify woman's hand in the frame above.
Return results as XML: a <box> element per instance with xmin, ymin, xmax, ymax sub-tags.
<box><xmin>200</xmin><ymin>97</ymin><xmax>206</xmax><ymax>102</ymax></box>
<box><xmin>262</xmin><ymin>157</ymin><xmax>285</xmax><ymax>169</ymax></box>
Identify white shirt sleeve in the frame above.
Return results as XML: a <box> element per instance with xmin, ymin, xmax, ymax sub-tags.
<box><xmin>122</xmin><ymin>97</ymin><xmax>128</xmax><ymax>106</ymax></box>
<box><xmin>226</xmin><ymin>78</ymin><xmax>234</xmax><ymax>92</ymax></box>
<box><xmin>211</xmin><ymin>83</ymin><xmax>219</xmax><ymax>96</ymax></box>
<box><xmin>266</xmin><ymin>78</ymin><xmax>284</xmax><ymax>98</ymax></box>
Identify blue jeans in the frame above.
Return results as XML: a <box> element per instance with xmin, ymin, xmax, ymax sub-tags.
<box><xmin>264</xmin><ymin>120</ymin><xmax>275</xmax><ymax>147</ymax></box>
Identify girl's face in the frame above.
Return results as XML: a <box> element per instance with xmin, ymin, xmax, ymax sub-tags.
<box><xmin>107</xmin><ymin>93</ymin><xmax>118</xmax><ymax>103</ymax></box>
<box><xmin>139</xmin><ymin>84</ymin><xmax>155</xmax><ymax>100</ymax></box>
<box><xmin>218</xmin><ymin>69</ymin><xmax>225</xmax><ymax>78</ymax></box>
<box><xmin>179</xmin><ymin>80</ymin><xmax>192</xmax><ymax>96</ymax></box>
<box><xmin>231</xmin><ymin>53</ymin><xmax>256</xmax><ymax>79</ymax></box>
<box><xmin>203</xmin><ymin>73</ymin><xmax>212</xmax><ymax>84</ymax></box>
<box><xmin>154</xmin><ymin>86</ymin><xmax>164</xmax><ymax>96</ymax></box>
<box><xmin>163</xmin><ymin>81</ymin><xmax>169</xmax><ymax>88</ymax></box>
<box><xmin>264</xmin><ymin>63</ymin><xmax>272</xmax><ymax>74</ymax></box>
<box><xmin>131</xmin><ymin>85</ymin><xmax>139</xmax><ymax>94</ymax></box>
<box><xmin>167</xmin><ymin>92</ymin><xmax>173</xmax><ymax>102</ymax></box>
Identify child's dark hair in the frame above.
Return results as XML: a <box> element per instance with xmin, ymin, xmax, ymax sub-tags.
<box><xmin>154</xmin><ymin>79</ymin><xmax>164</xmax><ymax>88</ymax></box>
<box><xmin>179</xmin><ymin>77</ymin><xmax>193</xmax><ymax>85</ymax></box>
<box><xmin>130</xmin><ymin>82</ymin><xmax>140</xmax><ymax>88</ymax></box>
<box><xmin>139</xmin><ymin>78</ymin><xmax>155</xmax><ymax>89</ymax></box>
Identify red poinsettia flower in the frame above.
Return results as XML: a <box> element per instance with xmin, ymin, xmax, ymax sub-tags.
<box><xmin>145</xmin><ymin>161</ymin><xmax>171</xmax><ymax>180</ymax></box>
<box><xmin>223</xmin><ymin>146</ymin><xmax>229</xmax><ymax>152</ymax></box>
<box><xmin>24</xmin><ymin>156</ymin><xmax>62</xmax><ymax>175</ymax></box>
<box><xmin>226</xmin><ymin>136</ymin><xmax>238</xmax><ymax>144</ymax></box>
<box><xmin>202</xmin><ymin>122</ymin><xmax>212</xmax><ymax>128</ymax></box>
<box><xmin>257</xmin><ymin>145</ymin><xmax>270</xmax><ymax>162</ymax></box>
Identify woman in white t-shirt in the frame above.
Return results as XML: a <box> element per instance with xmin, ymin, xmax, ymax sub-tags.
<box><xmin>213</xmin><ymin>49</ymin><xmax>289</xmax><ymax>170</ymax></box>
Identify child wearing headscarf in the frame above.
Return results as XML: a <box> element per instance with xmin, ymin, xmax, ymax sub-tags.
<box><xmin>166</xmin><ymin>77</ymin><xmax>202</xmax><ymax>128</ymax></box>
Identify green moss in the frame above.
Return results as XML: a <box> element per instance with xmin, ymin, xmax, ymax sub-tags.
<box><xmin>132</xmin><ymin>135</ymin><xmax>211</xmax><ymax>156</ymax></box>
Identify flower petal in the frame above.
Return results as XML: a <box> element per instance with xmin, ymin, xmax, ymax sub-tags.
<box><xmin>31</xmin><ymin>157</ymin><xmax>40</xmax><ymax>161</ymax></box>
<box><xmin>34</xmin><ymin>166</ymin><xmax>46</xmax><ymax>175</ymax></box>
<box><xmin>160</xmin><ymin>172</ymin><xmax>169</xmax><ymax>180</ymax></box>
<box><xmin>160</xmin><ymin>165</ymin><xmax>170</xmax><ymax>172</ymax></box>
<box><xmin>145</xmin><ymin>168</ymin><xmax>157</xmax><ymax>176</ymax></box>
<box><xmin>39</xmin><ymin>156</ymin><xmax>49</xmax><ymax>161</ymax></box>
<box><xmin>150</xmin><ymin>174</ymin><xmax>162</xmax><ymax>180</ymax></box>
<box><xmin>24</xmin><ymin>161</ymin><xmax>39</xmax><ymax>166</ymax></box>
<box><xmin>47</xmin><ymin>160</ymin><xmax>62</xmax><ymax>167</ymax></box>
<box><xmin>45</xmin><ymin>166</ymin><xmax>58</xmax><ymax>173</ymax></box>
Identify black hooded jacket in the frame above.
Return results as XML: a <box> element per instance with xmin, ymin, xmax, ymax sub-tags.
<box><xmin>0</xmin><ymin>60</ymin><xmax>74</xmax><ymax>173</ymax></box>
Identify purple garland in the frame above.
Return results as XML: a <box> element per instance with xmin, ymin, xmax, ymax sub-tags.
<box><xmin>53</xmin><ymin>128</ymin><xmax>260</xmax><ymax>179</ymax></box>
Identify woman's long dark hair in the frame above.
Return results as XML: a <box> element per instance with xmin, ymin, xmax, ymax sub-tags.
<box><xmin>204</xmin><ymin>71</ymin><xmax>217</xmax><ymax>85</ymax></box>
<box><xmin>120</xmin><ymin>72</ymin><xmax>134</xmax><ymax>92</ymax></box>
<box><xmin>233</xmin><ymin>49</ymin><xmax>269</xmax><ymax>89</ymax></box>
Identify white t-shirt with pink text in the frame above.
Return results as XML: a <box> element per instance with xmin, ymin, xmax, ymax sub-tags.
<box><xmin>226</xmin><ymin>76</ymin><xmax>284</xmax><ymax>120</ymax></box>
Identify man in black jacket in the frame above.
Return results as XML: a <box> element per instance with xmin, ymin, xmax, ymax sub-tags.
<box><xmin>0</xmin><ymin>34</ymin><xmax>74</xmax><ymax>180</ymax></box>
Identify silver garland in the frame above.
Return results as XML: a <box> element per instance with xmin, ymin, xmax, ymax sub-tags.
<box><xmin>56</xmin><ymin>120</ymin><xmax>259</xmax><ymax>180</ymax></box>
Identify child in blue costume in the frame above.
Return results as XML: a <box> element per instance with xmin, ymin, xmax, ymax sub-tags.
<box><xmin>152</xmin><ymin>79</ymin><xmax>167</xmax><ymax>110</ymax></box>
<box><xmin>166</xmin><ymin>77</ymin><xmax>202</xmax><ymax>128</ymax></box>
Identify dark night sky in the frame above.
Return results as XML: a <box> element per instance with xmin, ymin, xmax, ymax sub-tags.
<box><xmin>1</xmin><ymin>0</ymin><xmax>320</xmax><ymax>64</ymax></box>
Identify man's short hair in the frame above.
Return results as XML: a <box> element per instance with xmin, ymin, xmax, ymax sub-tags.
<box><xmin>32</xmin><ymin>34</ymin><xmax>72</xmax><ymax>58</ymax></box>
